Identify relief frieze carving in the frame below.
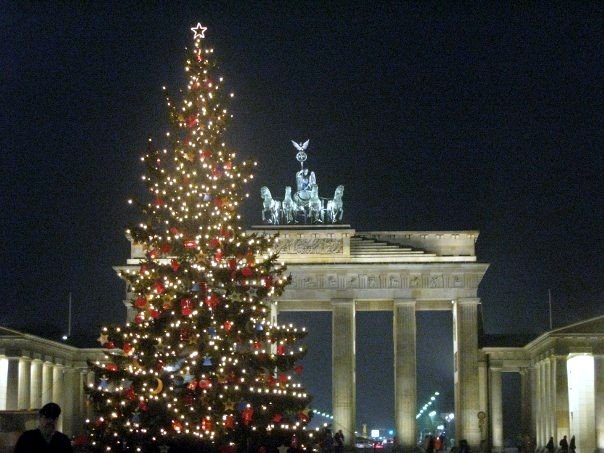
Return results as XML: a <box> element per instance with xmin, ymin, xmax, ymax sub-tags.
<box><xmin>288</xmin><ymin>272</ymin><xmax>474</xmax><ymax>290</ymax></box>
<box><xmin>274</xmin><ymin>238</ymin><xmax>343</xmax><ymax>254</ymax></box>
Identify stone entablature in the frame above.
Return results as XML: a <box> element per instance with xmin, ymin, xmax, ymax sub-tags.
<box><xmin>0</xmin><ymin>328</ymin><xmax>104</xmax><ymax>368</ymax></box>
<box><xmin>119</xmin><ymin>227</ymin><xmax>488</xmax><ymax>314</ymax></box>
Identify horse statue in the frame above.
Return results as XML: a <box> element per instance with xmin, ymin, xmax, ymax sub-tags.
<box><xmin>260</xmin><ymin>186</ymin><xmax>281</xmax><ymax>224</ymax></box>
<box><xmin>281</xmin><ymin>186</ymin><xmax>298</xmax><ymax>224</ymax></box>
<box><xmin>326</xmin><ymin>185</ymin><xmax>344</xmax><ymax>223</ymax></box>
<box><xmin>307</xmin><ymin>184</ymin><xmax>323</xmax><ymax>224</ymax></box>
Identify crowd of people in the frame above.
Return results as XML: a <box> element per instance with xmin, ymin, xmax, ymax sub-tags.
<box><xmin>545</xmin><ymin>434</ymin><xmax>576</xmax><ymax>453</ymax></box>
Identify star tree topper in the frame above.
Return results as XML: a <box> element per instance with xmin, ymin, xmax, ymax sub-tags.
<box><xmin>191</xmin><ymin>23</ymin><xmax>207</xmax><ymax>39</ymax></box>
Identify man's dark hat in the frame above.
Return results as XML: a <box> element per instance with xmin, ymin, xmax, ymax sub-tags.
<box><xmin>39</xmin><ymin>402</ymin><xmax>61</xmax><ymax>418</ymax></box>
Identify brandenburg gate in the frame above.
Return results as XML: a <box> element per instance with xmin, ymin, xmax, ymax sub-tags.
<box><xmin>251</xmin><ymin>225</ymin><xmax>489</xmax><ymax>449</ymax></box>
<box><xmin>254</xmin><ymin>140</ymin><xmax>489</xmax><ymax>448</ymax></box>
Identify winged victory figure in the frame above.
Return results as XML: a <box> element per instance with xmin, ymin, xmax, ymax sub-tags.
<box><xmin>291</xmin><ymin>139</ymin><xmax>310</xmax><ymax>151</ymax></box>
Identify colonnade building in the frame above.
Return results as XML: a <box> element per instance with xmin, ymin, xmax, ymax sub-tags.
<box><xmin>0</xmin><ymin>327</ymin><xmax>104</xmax><ymax>450</ymax></box>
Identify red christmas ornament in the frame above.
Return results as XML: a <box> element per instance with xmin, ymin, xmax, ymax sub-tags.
<box><xmin>201</xmin><ymin>417</ymin><xmax>213</xmax><ymax>432</ymax></box>
<box><xmin>206</xmin><ymin>293</ymin><xmax>220</xmax><ymax>309</ymax></box>
<box><xmin>125</xmin><ymin>387</ymin><xmax>136</xmax><ymax>401</ymax></box>
<box><xmin>106</xmin><ymin>363</ymin><xmax>118</xmax><ymax>372</ymax></box>
<box><xmin>134</xmin><ymin>296</ymin><xmax>147</xmax><ymax>309</ymax></box>
<box><xmin>172</xmin><ymin>420</ymin><xmax>183</xmax><ymax>431</ymax></box>
<box><xmin>253</xmin><ymin>341</ymin><xmax>262</xmax><ymax>350</ymax></box>
<box><xmin>242</xmin><ymin>407</ymin><xmax>254</xmax><ymax>425</ymax></box>
<box><xmin>228</xmin><ymin>258</ymin><xmax>237</xmax><ymax>271</ymax></box>
<box><xmin>279</xmin><ymin>373</ymin><xmax>288</xmax><ymax>384</ymax></box>
<box><xmin>241</xmin><ymin>266</ymin><xmax>254</xmax><ymax>278</ymax></box>
<box><xmin>224</xmin><ymin>161</ymin><xmax>233</xmax><ymax>170</ymax></box>
<box><xmin>150</xmin><ymin>309</ymin><xmax>160</xmax><ymax>319</ymax></box>
<box><xmin>138</xmin><ymin>401</ymin><xmax>148</xmax><ymax>411</ymax></box>
<box><xmin>148</xmin><ymin>249</ymin><xmax>159</xmax><ymax>259</ymax></box>
<box><xmin>134</xmin><ymin>313</ymin><xmax>144</xmax><ymax>324</ymax></box>
<box><xmin>272</xmin><ymin>413</ymin><xmax>283</xmax><ymax>423</ymax></box>
<box><xmin>224</xmin><ymin>321</ymin><xmax>233</xmax><ymax>332</ymax></box>
<box><xmin>170</xmin><ymin>259</ymin><xmax>180</xmax><ymax>272</ymax></box>
<box><xmin>188</xmin><ymin>380</ymin><xmax>198</xmax><ymax>390</ymax></box>
<box><xmin>180</xmin><ymin>299</ymin><xmax>193</xmax><ymax>316</ymax></box>
<box><xmin>220</xmin><ymin>227</ymin><xmax>232</xmax><ymax>238</ymax></box>
<box><xmin>224</xmin><ymin>415</ymin><xmax>235</xmax><ymax>429</ymax></box>
<box><xmin>267</xmin><ymin>375</ymin><xmax>276</xmax><ymax>387</ymax></box>
<box><xmin>154</xmin><ymin>197</ymin><xmax>165</xmax><ymax>207</ymax></box>
<box><xmin>264</xmin><ymin>276</ymin><xmax>273</xmax><ymax>288</ymax></box>
<box><xmin>214</xmin><ymin>197</ymin><xmax>224</xmax><ymax>207</ymax></box>
<box><xmin>209</xmin><ymin>238</ymin><xmax>220</xmax><ymax>248</ymax></box>
<box><xmin>214</xmin><ymin>250</ymin><xmax>223</xmax><ymax>261</ymax></box>
<box><xmin>169</xmin><ymin>226</ymin><xmax>179</xmax><ymax>235</ymax></box>
<box><xmin>184</xmin><ymin>240</ymin><xmax>197</xmax><ymax>249</ymax></box>
<box><xmin>123</xmin><ymin>342</ymin><xmax>133</xmax><ymax>354</ymax></box>
<box><xmin>201</xmin><ymin>150</ymin><xmax>212</xmax><ymax>160</ymax></box>
<box><xmin>276</xmin><ymin>344</ymin><xmax>286</xmax><ymax>355</ymax></box>
<box><xmin>139</xmin><ymin>265</ymin><xmax>148</xmax><ymax>275</ymax></box>
<box><xmin>153</xmin><ymin>281</ymin><xmax>165</xmax><ymax>294</ymax></box>
<box><xmin>160</xmin><ymin>243</ymin><xmax>172</xmax><ymax>254</ymax></box>
<box><xmin>186</xmin><ymin>115</ymin><xmax>198</xmax><ymax>128</ymax></box>
<box><xmin>104</xmin><ymin>341</ymin><xmax>115</xmax><ymax>350</ymax></box>
<box><xmin>294</xmin><ymin>364</ymin><xmax>304</xmax><ymax>375</ymax></box>
<box><xmin>198</xmin><ymin>379</ymin><xmax>212</xmax><ymax>389</ymax></box>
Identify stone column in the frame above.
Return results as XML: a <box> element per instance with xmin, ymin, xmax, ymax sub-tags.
<box><xmin>478</xmin><ymin>360</ymin><xmax>488</xmax><ymax>416</ymax></box>
<box><xmin>529</xmin><ymin>364</ymin><xmax>537</xmax><ymax>446</ymax></box>
<box><xmin>52</xmin><ymin>364</ymin><xmax>64</xmax><ymax>431</ymax></box>
<box><xmin>393</xmin><ymin>299</ymin><xmax>416</xmax><ymax>449</ymax></box>
<box><xmin>79</xmin><ymin>370</ymin><xmax>88</xmax><ymax>423</ymax></box>
<box><xmin>554</xmin><ymin>356</ymin><xmax>569</xmax><ymax>438</ymax></box>
<box><xmin>62</xmin><ymin>367</ymin><xmax>79</xmax><ymax>436</ymax></box>
<box><xmin>270</xmin><ymin>301</ymin><xmax>279</xmax><ymax>354</ymax></box>
<box><xmin>30</xmin><ymin>358</ymin><xmax>43</xmax><ymax>408</ymax></box>
<box><xmin>540</xmin><ymin>359</ymin><xmax>548</xmax><ymax>446</ymax></box>
<box><xmin>85</xmin><ymin>371</ymin><xmax>96</xmax><ymax>420</ymax></box>
<box><xmin>1</xmin><ymin>357</ymin><xmax>20</xmax><ymax>410</ymax></box>
<box><xmin>453</xmin><ymin>298</ymin><xmax>481</xmax><ymax>448</ymax></box>
<box><xmin>489</xmin><ymin>366</ymin><xmax>503</xmax><ymax>452</ymax></box>
<box><xmin>42</xmin><ymin>361</ymin><xmax>54</xmax><ymax>404</ymax></box>
<box><xmin>546</xmin><ymin>358</ymin><xmax>554</xmax><ymax>441</ymax></box>
<box><xmin>18</xmin><ymin>357</ymin><xmax>32</xmax><ymax>409</ymax></box>
<box><xmin>595</xmin><ymin>355</ymin><xmax>604</xmax><ymax>451</ymax></box>
<box><xmin>332</xmin><ymin>298</ymin><xmax>355</xmax><ymax>447</ymax></box>
<box><xmin>520</xmin><ymin>368</ymin><xmax>533</xmax><ymax>440</ymax></box>
<box><xmin>535</xmin><ymin>360</ymin><xmax>543</xmax><ymax>446</ymax></box>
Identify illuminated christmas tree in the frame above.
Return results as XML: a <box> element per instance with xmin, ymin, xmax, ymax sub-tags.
<box><xmin>85</xmin><ymin>24</ymin><xmax>311</xmax><ymax>452</ymax></box>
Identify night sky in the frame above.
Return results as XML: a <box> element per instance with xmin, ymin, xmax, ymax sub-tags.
<box><xmin>2</xmin><ymin>2</ymin><xmax>602</xmax><ymax>437</ymax></box>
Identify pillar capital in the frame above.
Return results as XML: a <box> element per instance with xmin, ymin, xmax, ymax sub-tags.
<box><xmin>393</xmin><ymin>298</ymin><xmax>416</xmax><ymax>307</ymax></box>
<box><xmin>331</xmin><ymin>298</ymin><xmax>354</xmax><ymax>305</ymax></box>
<box><xmin>456</xmin><ymin>297</ymin><xmax>481</xmax><ymax>306</ymax></box>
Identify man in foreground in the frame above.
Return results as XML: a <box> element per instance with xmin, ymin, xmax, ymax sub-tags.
<box><xmin>14</xmin><ymin>402</ymin><xmax>73</xmax><ymax>452</ymax></box>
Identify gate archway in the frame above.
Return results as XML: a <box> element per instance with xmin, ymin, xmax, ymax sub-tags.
<box><xmin>256</xmin><ymin>226</ymin><xmax>488</xmax><ymax>449</ymax></box>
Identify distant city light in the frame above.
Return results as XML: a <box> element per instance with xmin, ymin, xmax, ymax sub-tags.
<box><xmin>416</xmin><ymin>391</ymin><xmax>441</xmax><ymax>419</ymax></box>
